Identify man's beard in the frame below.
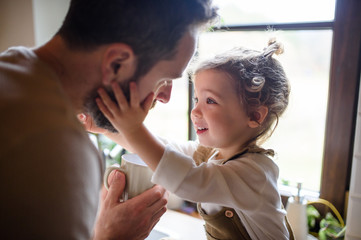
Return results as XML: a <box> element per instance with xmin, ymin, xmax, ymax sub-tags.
<box><xmin>83</xmin><ymin>78</ymin><xmax>158</xmax><ymax>133</ymax></box>
<box><xmin>84</xmin><ymin>80</ymin><xmax>131</xmax><ymax>133</ymax></box>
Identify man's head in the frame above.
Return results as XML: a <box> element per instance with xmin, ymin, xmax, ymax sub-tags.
<box><xmin>57</xmin><ymin>0</ymin><xmax>218</xmax><ymax>132</ymax></box>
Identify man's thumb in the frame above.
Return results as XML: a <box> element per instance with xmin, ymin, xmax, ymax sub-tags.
<box><xmin>107</xmin><ymin>170</ymin><xmax>126</xmax><ymax>202</ymax></box>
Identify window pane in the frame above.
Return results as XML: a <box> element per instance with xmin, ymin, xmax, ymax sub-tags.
<box><xmin>144</xmin><ymin>76</ymin><xmax>189</xmax><ymax>141</ymax></box>
<box><xmin>197</xmin><ymin>30</ymin><xmax>332</xmax><ymax>191</ymax></box>
<box><xmin>213</xmin><ymin>0</ymin><xmax>336</xmax><ymax>26</ymax></box>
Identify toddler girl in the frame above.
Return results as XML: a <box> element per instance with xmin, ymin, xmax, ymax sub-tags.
<box><xmin>96</xmin><ymin>39</ymin><xmax>293</xmax><ymax>240</ymax></box>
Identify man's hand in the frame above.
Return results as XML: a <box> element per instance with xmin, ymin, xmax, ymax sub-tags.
<box><xmin>93</xmin><ymin>171</ymin><xmax>168</xmax><ymax>240</ymax></box>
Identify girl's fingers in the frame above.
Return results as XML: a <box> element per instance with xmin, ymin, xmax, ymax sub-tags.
<box><xmin>142</xmin><ymin>92</ymin><xmax>155</xmax><ymax>112</ymax></box>
<box><xmin>96</xmin><ymin>97</ymin><xmax>113</xmax><ymax>118</ymax></box>
<box><xmin>97</xmin><ymin>88</ymin><xmax>119</xmax><ymax>116</ymax></box>
<box><xmin>111</xmin><ymin>82</ymin><xmax>128</xmax><ymax>110</ymax></box>
<box><xmin>97</xmin><ymin>82</ymin><xmax>148</xmax><ymax>122</ymax></box>
<box><xmin>129</xmin><ymin>82</ymin><xmax>140</xmax><ymax>108</ymax></box>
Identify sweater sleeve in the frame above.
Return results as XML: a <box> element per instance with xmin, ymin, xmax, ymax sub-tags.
<box><xmin>152</xmin><ymin>145</ymin><xmax>195</xmax><ymax>193</ymax></box>
<box><xmin>152</xmin><ymin>145</ymin><xmax>277</xmax><ymax>212</ymax></box>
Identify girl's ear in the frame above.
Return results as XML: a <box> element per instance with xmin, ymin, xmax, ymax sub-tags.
<box><xmin>248</xmin><ymin>106</ymin><xmax>268</xmax><ymax>128</ymax></box>
<box><xmin>101</xmin><ymin>43</ymin><xmax>136</xmax><ymax>85</ymax></box>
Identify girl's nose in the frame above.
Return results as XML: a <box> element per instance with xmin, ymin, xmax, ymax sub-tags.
<box><xmin>191</xmin><ymin>104</ymin><xmax>201</xmax><ymax>119</ymax></box>
<box><xmin>155</xmin><ymin>81</ymin><xmax>172</xmax><ymax>103</ymax></box>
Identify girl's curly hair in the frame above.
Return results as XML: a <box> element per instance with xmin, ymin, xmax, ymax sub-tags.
<box><xmin>193</xmin><ymin>39</ymin><xmax>290</xmax><ymax>144</ymax></box>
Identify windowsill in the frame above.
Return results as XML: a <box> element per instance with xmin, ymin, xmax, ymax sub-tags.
<box><xmin>279</xmin><ymin>184</ymin><xmax>320</xmax><ymax>207</ymax></box>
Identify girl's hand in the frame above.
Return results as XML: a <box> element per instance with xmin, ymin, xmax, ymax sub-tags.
<box><xmin>96</xmin><ymin>81</ymin><xmax>154</xmax><ymax>137</ymax></box>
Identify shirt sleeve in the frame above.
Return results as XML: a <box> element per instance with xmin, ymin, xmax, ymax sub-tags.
<box><xmin>152</xmin><ymin>144</ymin><xmax>277</xmax><ymax>212</ymax></box>
<box><xmin>152</xmin><ymin>145</ymin><xmax>195</xmax><ymax>193</ymax></box>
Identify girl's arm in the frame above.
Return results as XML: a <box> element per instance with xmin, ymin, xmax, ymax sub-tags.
<box><xmin>96</xmin><ymin>81</ymin><xmax>165</xmax><ymax>171</ymax></box>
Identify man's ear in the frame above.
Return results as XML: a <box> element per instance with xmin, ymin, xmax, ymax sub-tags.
<box><xmin>101</xmin><ymin>43</ymin><xmax>136</xmax><ymax>85</ymax></box>
<box><xmin>248</xmin><ymin>106</ymin><xmax>269</xmax><ymax>128</ymax></box>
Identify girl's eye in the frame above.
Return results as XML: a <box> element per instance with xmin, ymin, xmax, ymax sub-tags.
<box><xmin>193</xmin><ymin>97</ymin><xmax>198</xmax><ymax>104</ymax></box>
<box><xmin>207</xmin><ymin>98</ymin><xmax>217</xmax><ymax>104</ymax></box>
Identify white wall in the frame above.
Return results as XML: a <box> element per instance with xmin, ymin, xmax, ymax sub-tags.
<box><xmin>0</xmin><ymin>0</ymin><xmax>70</xmax><ymax>51</ymax></box>
<box><xmin>346</xmin><ymin>78</ymin><xmax>361</xmax><ymax>239</ymax></box>
<box><xmin>0</xmin><ymin>0</ymin><xmax>35</xmax><ymax>51</ymax></box>
<box><xmin>32</xmin><ymin>0</ymin><xmax>70</xmax><ymax>46</ymax></box>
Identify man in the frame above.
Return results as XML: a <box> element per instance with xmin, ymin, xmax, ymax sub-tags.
<box><xmin>0</xmin><ymin>0</ymin><xmax>218</xmax><ymax>239</ymax></box>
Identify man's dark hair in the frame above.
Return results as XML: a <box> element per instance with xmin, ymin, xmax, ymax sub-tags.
<box><xmin>57</xmin><ymin>0</ymin><xmax>218</xmax><ymax>80</ymax></box>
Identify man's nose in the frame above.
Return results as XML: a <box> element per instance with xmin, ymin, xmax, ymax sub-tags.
<box><xmin>155</xmin><ymin>82</ymin><xmax>172</xmax><ymax>103</ymax></box>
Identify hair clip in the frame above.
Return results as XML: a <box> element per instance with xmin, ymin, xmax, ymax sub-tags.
<box><xmin>249</xmin><ymin>76</ymin><xmax>265</xmax><ymax>92</ymax></box>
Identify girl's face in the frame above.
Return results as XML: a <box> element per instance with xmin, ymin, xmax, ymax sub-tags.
<box><xmin>191</xmin><ymin>69</ymin><xmax>254</xmax><ymax>158</ymax></box>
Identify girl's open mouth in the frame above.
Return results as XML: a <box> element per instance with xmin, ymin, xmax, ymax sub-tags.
<box><xmin>196</xmin><ymin>127</ymin><xmax>208</xmax><ymax>134</ymax></box>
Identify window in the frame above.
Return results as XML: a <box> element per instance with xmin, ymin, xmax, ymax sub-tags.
<box><xmin>214</xmin><ymin>0</ymin><xmax>335</xmax><ymax>25</ymax></box>
<box><xmin>193</xmin><ymin>0</ymin><xmax>336</xmax><ymax>193</ymax></box>
<box><xmin>197</xmin><ymin>30</ymin><xmax>332</xmax><ymax>192</ymax></box>
<box><xmin>145</xmin><ymin>77</ymin><xmax>190</xmax><ymax>142</ymax></box>
<box><xmin>146</xmin><ymin>0</ymin><xmax>335</xmax><ymax>191</ymax></box>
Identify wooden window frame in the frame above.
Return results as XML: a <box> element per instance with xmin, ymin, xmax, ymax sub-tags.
<box><xmin>320</xmin><ymin>0</ymin><xmax>361</xmax><ymax>217</ymax></box>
